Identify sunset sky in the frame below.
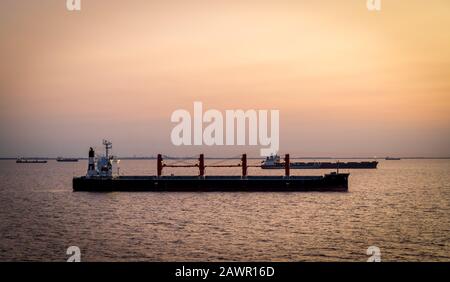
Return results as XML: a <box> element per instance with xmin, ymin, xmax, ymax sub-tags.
<box><xmin>0</xmin><ymin>0</ymin><xmax>449</xmax><ymax>157</ymax></box>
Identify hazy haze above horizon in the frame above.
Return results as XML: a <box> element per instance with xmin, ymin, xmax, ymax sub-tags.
<box><xmin>1</xmin><ymin>0</ymin><xmax>449</xmax><ymax>158</ymax></box>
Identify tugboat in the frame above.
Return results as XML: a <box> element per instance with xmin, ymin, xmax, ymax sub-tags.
<box><xmin>261</xmin><ymin>154</ymin><xmax>378</xmax><ymax>169</ymax></box>
<box><xmin>73</xmin><ymin>140</ymin><xmax>350</xmax><ymax>192</ymax></box>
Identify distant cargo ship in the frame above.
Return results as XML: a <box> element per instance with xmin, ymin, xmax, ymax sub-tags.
<box><xmin>385</xmin><ymin>157</ymin><xmax>401</xmax><ymax>160</ymax></box>
<box><xmin>16</xmin><ymin>158</ymin><xmax>47</xmax><ymax>164</ymax></box>
<box><xmin>56</xmin><ymin>157</ymin><xmax>79</xmax><ymax>162</ymax></box>
<box><xmin>261</xmin><ymin>155</ymin><xmax>378</xmax><ymax>169</ymax></box>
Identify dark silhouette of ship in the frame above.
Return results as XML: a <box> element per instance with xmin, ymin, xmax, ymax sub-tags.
<box><xmin>56</xmin><ymin>157</ymin><xmax>79</xmax><ymax>162</ymax></box>
<box><xmin>261</xmin><ymin>155</ymin><xmax>378</xmax><ymax>169</ymax></box>
<box><xmin>16</xmin><ymin>158</ymin><xmax>47</xmax><ymax>163</ymax></box>
<box><xmin>385</xmin><ymin>157</ymin><xmax>401</xmax><ymax>160</ymax></box>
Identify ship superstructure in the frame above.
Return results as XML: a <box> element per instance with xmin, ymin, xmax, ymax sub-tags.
<box><xmin>86</xmin><ymin>140</ymin><xmax>117</xmax><ymax>178</ymax></box>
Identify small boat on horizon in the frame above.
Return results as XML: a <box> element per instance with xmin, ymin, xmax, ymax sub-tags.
<box><xmin>385</xmin><ymin>157</ymin><xmax>401</xmax><ymax>160</ymax></box>
<box><xmin>16</xmin><ymin>158</ymin><xmax>47</xmax><ymax>164</ymax></box>
<box><xmin>56</xmin><ymin>157</ymin><xmax>79</xmax><ymax>162</ymax></box>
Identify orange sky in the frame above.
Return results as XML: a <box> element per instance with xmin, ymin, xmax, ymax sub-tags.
<box><xmin>0</xmin><ymin>0</ymin><xmax>449</xmax><ymax>157</ymax></box>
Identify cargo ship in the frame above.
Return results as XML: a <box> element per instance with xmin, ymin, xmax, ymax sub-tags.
<box><xmin>73</xmin><ymin>141</ymin><xmax>349</xmax><ymax>192</ymax></box>
<box><xmin>261</xmin><ymin>155</ymin><xmax>378</xmax><ymax>169</ymax></box>
<box><xmin>16</xmin><ymin>158</ymin><xmax>47</xmax><ymax>163</ymax></box>
<box><xmin>56</xmin><ymin>157</ymin><xmax>79</xmax><ymax>162</ymax></box>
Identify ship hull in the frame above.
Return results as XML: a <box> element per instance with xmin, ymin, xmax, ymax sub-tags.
<box><xmin>73</xmin><ymin>173</ymin><xmax>349</xmax><ymax>192</ymax></box>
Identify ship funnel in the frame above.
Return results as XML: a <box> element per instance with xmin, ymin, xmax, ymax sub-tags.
<box><xmin>87</xmin><ymin>147</ymin><xmax>97</xmax><ymax>178</ymax></box>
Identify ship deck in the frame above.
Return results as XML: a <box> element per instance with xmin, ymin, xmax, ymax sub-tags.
<box><xmin>114</xmin><ymin>175</ymin><xmax>325</xmax><ymax>180</ymax></box>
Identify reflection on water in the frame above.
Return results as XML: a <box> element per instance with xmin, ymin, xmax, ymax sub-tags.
<box><xmin>0</xmin><ymin>159</ymin><xmax>449</xmax><ymax>261</ymax></box>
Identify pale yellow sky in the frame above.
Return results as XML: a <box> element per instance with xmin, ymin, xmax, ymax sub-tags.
<box><xmin>0</xmin><ymin>0</ymin><xmax>449</xmax><ymax>157</ymax></box>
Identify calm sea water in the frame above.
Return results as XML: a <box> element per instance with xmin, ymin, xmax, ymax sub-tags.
<box><xmin>0</xmin><ymin>159</ymin><xmax>449</xmax><ymax>261</ymax></box>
